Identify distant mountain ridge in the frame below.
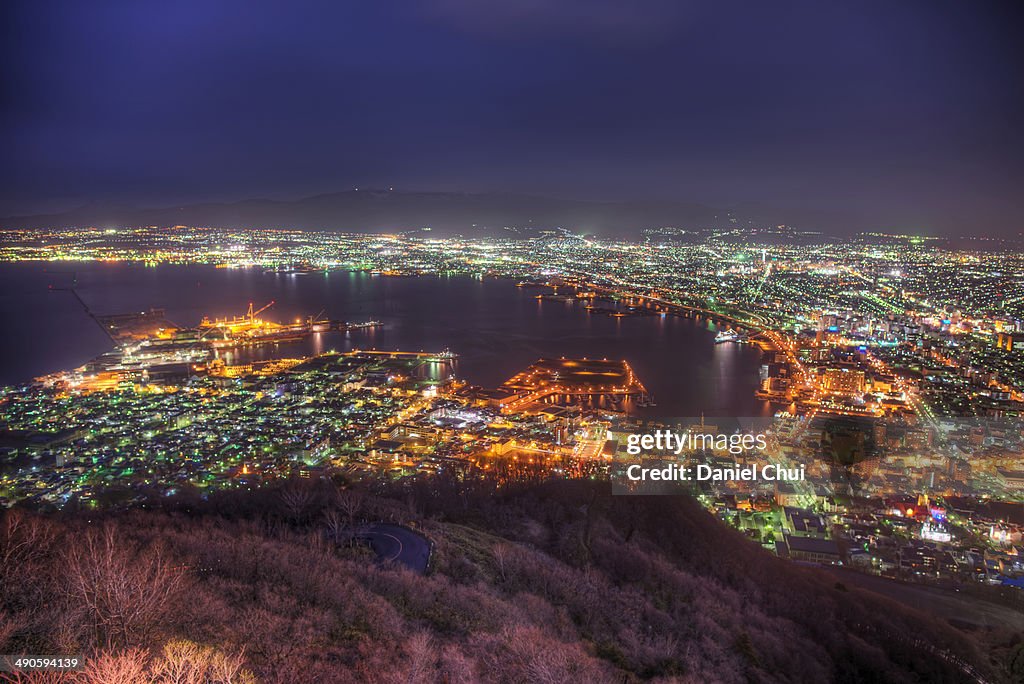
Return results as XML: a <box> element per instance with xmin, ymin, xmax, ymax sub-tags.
<box><xmin>0</xmin><ymin>190</ymin><xmax>735</xmax><ymax>236</ymax></box>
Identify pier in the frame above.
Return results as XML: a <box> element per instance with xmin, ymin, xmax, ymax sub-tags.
<box><xmin>499</xmin><ymin>357</ymin><xmax>650</xmax><ymax>412</ymax></box>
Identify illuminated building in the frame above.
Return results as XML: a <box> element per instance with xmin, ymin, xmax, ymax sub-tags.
<box><xmin>821</xmin><ymin>368</ymin><xmax>866</xmax><ymax>394</ymax></box>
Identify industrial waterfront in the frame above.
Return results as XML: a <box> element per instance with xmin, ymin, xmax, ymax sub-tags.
<box><xmin>0</xmin><ymin>261</ymin><xmax>768</xmax><ymax>417</ymax></box>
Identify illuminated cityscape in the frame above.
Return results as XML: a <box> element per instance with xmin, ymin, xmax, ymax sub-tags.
<box><xmin>3</xmin><ymin>1</ymin><xmax>1023</xmax><ymax>680</ymax></box>
<box><xmin>1</xmin><ymin>225</ymin><xmax>1021</xmax><ymax>598</ymax></box>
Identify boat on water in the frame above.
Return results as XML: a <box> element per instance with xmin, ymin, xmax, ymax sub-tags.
<box><xmin>714</xmin><ymin>329</ymin><xmax>741</xmax><ymax>344</ymax></box>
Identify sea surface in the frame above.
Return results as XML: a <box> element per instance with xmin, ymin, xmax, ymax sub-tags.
<box><xmin>0</xmin><ymin>262</ymin><xmax>769</xmax><ymax>417</ymax></box>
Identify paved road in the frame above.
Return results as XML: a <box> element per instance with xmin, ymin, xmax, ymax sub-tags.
<box><xmin>361</xmin><ymin>523</ymin><xmax>431</xmax><ymax>573</ymax></box>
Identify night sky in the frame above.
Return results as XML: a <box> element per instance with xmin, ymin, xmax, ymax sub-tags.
<box><xmin>2</xmin><ymin>1</ymin><xmax>1022</xmax><ymax>236</ymax></box>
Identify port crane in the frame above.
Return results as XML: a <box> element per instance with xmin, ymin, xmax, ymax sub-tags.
<box><xmin>247</xmin><ymin>300</ymin><xmax>275</xmax><ymax>324</ymax></box>
<box><xmin>194</xmin><ymin>300</ymin><xmax>276</xmax><ymax>341</ymax></box>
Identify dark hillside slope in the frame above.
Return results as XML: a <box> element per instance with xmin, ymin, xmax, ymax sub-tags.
<box><xmin>1</xmin><ymin>478</ymin><xmax>1016</xmax><ymax>683</ymax></box>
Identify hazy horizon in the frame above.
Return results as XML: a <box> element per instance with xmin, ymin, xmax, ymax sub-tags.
<box><xmin>3</xmin><ymin>1</ymin><xmax>1023</xmax><ymax>237</ymax></box>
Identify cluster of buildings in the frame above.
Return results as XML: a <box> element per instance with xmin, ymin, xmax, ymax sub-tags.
<box><xmin>0</xmin><ymin>224</ymin><xmax>1022</xmax><ymax>594</ymax></box>
<box><xmin>610</xmin><ymin>411</ymin><xmax>1024</xmax><ymax>591</ymax></box>
<box><xmin>0</xmin><ymin>350</ymin><xmax>607</xmax><ymax>508</ymax></box>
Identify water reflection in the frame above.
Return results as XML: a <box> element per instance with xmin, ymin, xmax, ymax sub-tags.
<box><xmin>0</xmin><ymin>262</ymin><xmax>769</xmax><ymax>417</ymax></box>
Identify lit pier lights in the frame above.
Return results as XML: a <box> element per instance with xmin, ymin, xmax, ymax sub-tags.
<box><xmin>499</xmin><ymin>357</ymin><xmax>650</xmax><ymax>411</ymax></box>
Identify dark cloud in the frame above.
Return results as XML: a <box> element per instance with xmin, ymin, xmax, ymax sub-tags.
<box><xmin>1</xmin><ymin>0</ymin><xmax>1022</xmax><ymax>236</ymax></box>
<box><xmin>421</xmin><ymin>0</ymin><xmax>691</xmax><ymax>42</ymax></box>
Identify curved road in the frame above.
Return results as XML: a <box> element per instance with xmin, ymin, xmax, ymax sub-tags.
<box><xmin>361</xmin><ymin>523</ymin><xmax>431</xmax><ymax>573</ymax></box>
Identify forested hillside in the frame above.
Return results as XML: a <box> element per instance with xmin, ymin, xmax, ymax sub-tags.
<box><xmin>2</xmin><ymin>478</ymin><xmax>1019</xmax><ymax>683</ymax></box>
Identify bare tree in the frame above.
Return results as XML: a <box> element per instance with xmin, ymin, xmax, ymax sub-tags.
<box><xmin>485</xmin><ymin>625</ymin><xmax>612</xmax><ymax>684</ymax></box>
<box><xmin>279</xmin><ymin>487</ymin><xmax>313</xmax><ymax>523</ymax></box>
<box><xmin>401</xmin><ymin>632</ymin><xmax>435</xmax><ymax>684</ymax></box>
<box><xmin>438</xmin><ymin>644</ymin><xmax>477</xmax><ymax>684</ymax></box>
<box><xmin>63</xmin><ymin>525</ymin><xmax>185</xmax><ymax>649</ymax></box>
<box><xmin>0</xmin><ymin>611</ymin><xmax>23</xmax><ymax>652</ymax></box>
<box><xmin>150</xmin><ymin>639</ymin><xmax>254</xmax><ymax>684</ymax></box>
<box><xmin>322</xmin><ymin>509</ymin><xmax>345</xmax><ymax>542</ymax></box>
<box><xmin>337</xmin><ymin>490</ymin><xmax>363</xmax><ymax>530</ymax></box>
<box><xmin>78</xmin><ymin>647</ymin><xmax>149</xmax><ymax>684</ymax></box>
<box><xmin>0</xmin><ymin>511</ymin><xmax>57</xmax><ymax>596</ymax></box>
<box><xmin>205</xmin><ymin>646</ymin><xmax>254</xmax><ymax>684</ymax></box>
<box><xmin>150</xmin><ymin>640</ymin><xmax>211</xmax><ymax>684</ymax></box>
<box><xmin>492</xmin><ymin>543</ymin><xmax>513</xmax><ymax>584</ymax></box>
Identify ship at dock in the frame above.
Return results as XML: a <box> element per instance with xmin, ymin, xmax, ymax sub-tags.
<box><xmin>58</xmin><ymin>301</ymin><xmax>383</xmax><ymax>385</ymax></box>
<box><xmin>714</xmin><ymin>328</ymin><xmax>744</xmax><ymax>344</ymax></box>
<box><xmin>183</xmin><ymin>301</ymin><xmax>380</xmax><ymax>350</ymax></box>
